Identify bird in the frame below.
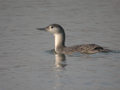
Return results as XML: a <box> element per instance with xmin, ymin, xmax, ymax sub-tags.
<box><xmin>37</xmin><ymin>24</ymin><xmax>110</xmax><ymax>54</ymax></box>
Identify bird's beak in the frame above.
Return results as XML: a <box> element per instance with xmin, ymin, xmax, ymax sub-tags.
<box><xmin>36</xmin><ymin>27</ymin><xmax>46</xmax><ymax>31</ymax></box>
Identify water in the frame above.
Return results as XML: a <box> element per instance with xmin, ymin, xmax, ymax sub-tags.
<box><xmin>0</xmin><ymin>0</ymin><xmax>120</xmax><ymax>90</ymax></box>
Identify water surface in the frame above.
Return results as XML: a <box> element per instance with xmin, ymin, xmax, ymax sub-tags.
<box><xmin>0</xmin><ymin>0</ymin><xmax>120</xmax><ymax>90</ymax></box>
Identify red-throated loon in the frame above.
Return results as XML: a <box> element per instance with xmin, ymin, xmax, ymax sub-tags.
<box><xmin>37</xmin><ymin>24</ymin><xmax>110</xmax><ymax>54</ymax></box>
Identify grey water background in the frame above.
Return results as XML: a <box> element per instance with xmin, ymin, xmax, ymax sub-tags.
<box><xmin>0</xmin><ymin>0</ymin><xmax>120</xmax><ymax>90</ymax></box>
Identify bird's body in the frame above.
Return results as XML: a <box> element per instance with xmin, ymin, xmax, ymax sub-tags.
<box><xmin>56</xmin><ymin>44</ymin><xmax>109</xmax><ymax>54</ymax></box>
<box><xmin>37</xmin><ymin>24</ymin><xmax>110</xmax><ymax>54</ymax></box>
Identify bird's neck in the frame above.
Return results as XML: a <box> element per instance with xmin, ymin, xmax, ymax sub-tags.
<box><xmin>54</xmin><ymin>33</ymin><xmax>65</xmax><ymax>53</ymax></box>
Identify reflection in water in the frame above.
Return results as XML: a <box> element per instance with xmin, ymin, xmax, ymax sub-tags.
<box><xmin>54</xmin><ymin>53</ymin><xmax>67</xmax><ymax>90</ymax></box>
<box><xmin>55</xmin><ymin>53</ymin><xmax>67</xmax><ymax>69</ymax></box>
<box><xmin>46</xmin><ymin>49</ymin><xmax>67</xmax><ymax>69</ymax></box>
<box><xmin>54</xmin><ymin>70</ymin><xmax>66</xmax><ymax>90</ymax></box>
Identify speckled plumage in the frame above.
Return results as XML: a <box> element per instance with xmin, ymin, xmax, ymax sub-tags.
<box><xmin>59</xmin><ymin>44</ymin><xmax>109</xmax><ymax>54</ymax></box>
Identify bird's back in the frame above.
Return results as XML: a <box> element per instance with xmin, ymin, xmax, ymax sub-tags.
<box><xmin>62</xmin><ymin>44</ymin><xmax>109</xmax><ymax>54</ymax></box>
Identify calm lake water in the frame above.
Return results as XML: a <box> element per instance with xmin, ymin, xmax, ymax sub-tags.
<box><xmin>0</xmin><ymin>0</ymin><xmax>120</xmax><ymax>90</ymax></box>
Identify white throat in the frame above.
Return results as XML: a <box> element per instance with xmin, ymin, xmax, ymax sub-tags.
<box><xmin>54</xmin><ymin>33</ymin><xmax>65</xmax><ymax>52</ymax></box>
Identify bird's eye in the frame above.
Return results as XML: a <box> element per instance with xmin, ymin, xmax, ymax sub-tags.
<box><xmin>51</xmin><ymin>26</ymin><xmax>53</xmax><ymax>28</ymax></box>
